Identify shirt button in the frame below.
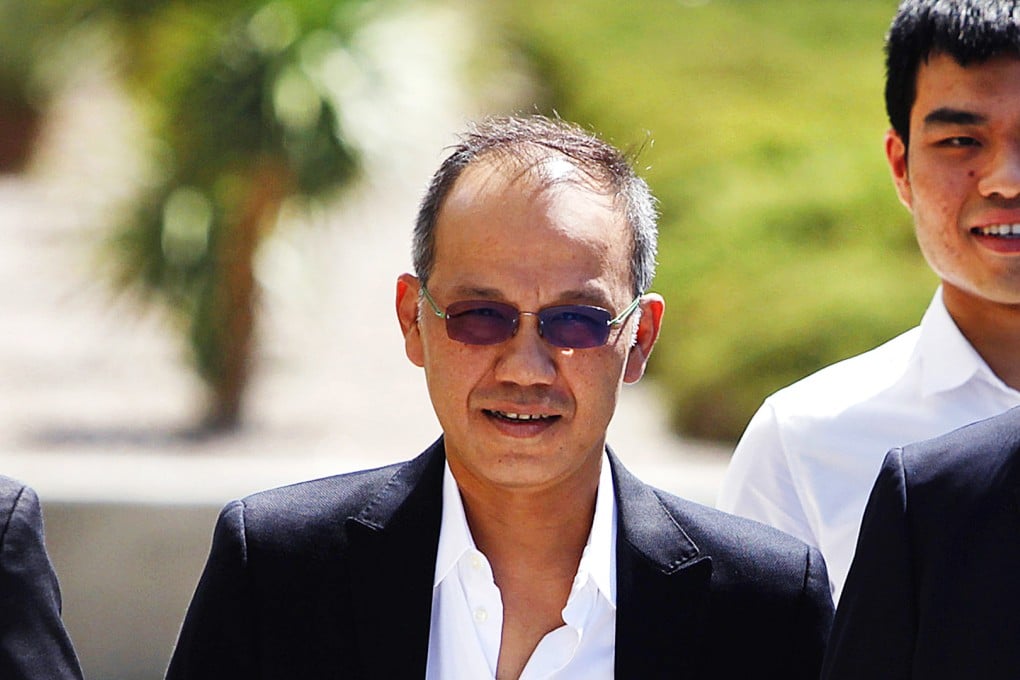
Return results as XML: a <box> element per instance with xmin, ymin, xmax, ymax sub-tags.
<box><xmin>474</xmin><ymin>608</ymin><xmax>488</xmax><ymax>623</ymax></box>
<box><xmin>470</xmin><ymin>554</ymin><xmax>483</xmax><ymax>570</ymax></box>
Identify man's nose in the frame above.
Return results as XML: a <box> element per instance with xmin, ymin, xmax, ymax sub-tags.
<box><xmin>979</xmin><ymin>142</ymin><xmax>1020</xmax><ymax>200</ymax></box>
<box><xmin>493</xmin><ymin>314</ymin><xmax>558</xmax><ymax>386</ymax></box>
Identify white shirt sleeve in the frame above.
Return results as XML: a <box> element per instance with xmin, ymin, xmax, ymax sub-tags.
<box><xmin>716</xmin><ymin>402</ymin><xmax>818</xmax><ymax>550</ymax></box>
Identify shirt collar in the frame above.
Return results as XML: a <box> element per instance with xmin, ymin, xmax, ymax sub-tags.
<box><xmin>433</xmin><ymin>452</ymin><xmax>618</xmax><ymax>608</ymax></box>
<box><xmin>576</xmin><ymin>453</ymin><xmax>617</xmax><ymax>609</ymax></box>
<box><xmin>917</xmin><ymin>287</ymin><xmax>1017</xmax><ymax>398</ymax></box>
<box><xmin>433</xmin><ymin>461</ymin><xmax>477</xmax><ymax>588</ymax></box>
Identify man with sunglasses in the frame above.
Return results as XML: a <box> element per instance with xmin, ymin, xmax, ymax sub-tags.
<box><xmin>167</xmin><ymin>115</ymin><xmax>832</xmax><ymax>679</ymax></box>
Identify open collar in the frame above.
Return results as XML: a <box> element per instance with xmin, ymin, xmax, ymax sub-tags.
<box><xmin>917</xmin><ymin>287</ymin><xmax>1019</xmax><ymax>398</ymax></box>
<box><xmin>342</xmin><ymin>440</ymin><xmax>719</xmax><ymax>678</ymax></box>
<box><xmin>433</xmin><ymin>451</ymin><xmax>618</xmax><ymax>607</ymax></box>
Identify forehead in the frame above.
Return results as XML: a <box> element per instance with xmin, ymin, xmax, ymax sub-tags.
<box><xmin>431</xmin><ymin>155</ymin><xmax>633</xmax><ymax>294</ymax></box>
<box><xmin>913</xmin><ymin>53</ymin><xmax>1020</xmax><ymax>119</ymax></box>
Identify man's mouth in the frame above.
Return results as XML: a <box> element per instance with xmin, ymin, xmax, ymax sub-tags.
<box><xmin>973</xmin><ymin>224</ymin><xmax>1020</xmax><ymax>237</ymax></box>
<box><xmin>484</xmin><ymin>409</ymin><xmax>559</xmax><ymax>423</ymax></box>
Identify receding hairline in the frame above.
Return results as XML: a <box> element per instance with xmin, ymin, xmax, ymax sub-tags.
<box><xmin>412</xmin><ymin>114</ymin><xmax>659</xmax><ymax>295</ymax></box>
<box><xmin>458</xmin><ymin>141</ymin><xmax>628</xmax><ymax>195</ymax></box>
<box><xmin>430</xmin><ymin>148</ymin><xmax>633</xmax><ymax>247</ymax></box>
<box><xmin>430</xmin><ymin>149</ymin><xmax>637</xmax><ymax>277</ymax></box>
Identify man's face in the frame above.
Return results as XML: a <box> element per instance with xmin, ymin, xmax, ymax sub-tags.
<box><xmin>396</xmin><ymin>157</ymin><xmax>663</xmax><ymax>498</ymax></box>
<box><xmin>887</xmin><ymin>53</ymin><xmax>1020</xmax><ymax>311</ymax></box>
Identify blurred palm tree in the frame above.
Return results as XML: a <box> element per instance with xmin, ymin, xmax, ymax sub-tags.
<box><xmin>1</xmin><ymin>0</ymin><xmax>373</xmax><ymax>430</ymax></box>
<box><xmin>107</xmin><ymin>0</ymin><xmax>371</xmax><ymax>430</ymax></box>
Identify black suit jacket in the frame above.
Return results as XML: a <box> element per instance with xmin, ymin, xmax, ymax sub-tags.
<box><xmin>168</xmin><ymin>439</ymin><xmax>832</xmax><ymax>679</ymax></box>
<box><xmin>0</xmin><ymin>476</ymin><xmax>82</xmax><ymax>680</ymax></box>
<box><xmin>822</xmin><ymin>405</ymin><xmax>1020</xmax><ymax>679</ymax></box>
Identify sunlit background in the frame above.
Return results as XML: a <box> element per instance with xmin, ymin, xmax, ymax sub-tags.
<box><xmin>1</xmin><ymin>0</ymin><xmax>922</xmax><ymax>677</ymax></box>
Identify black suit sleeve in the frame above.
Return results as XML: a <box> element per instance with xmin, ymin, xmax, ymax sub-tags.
<box><xmin>820</xmin><ymin>448</ymin><xmax>916</xmax><ymax>680</ymax></box>
<box><xmin>0</xmin><ymin>482</ymin><xmax>83</xmax><ymax>680</ymax></box>
<box><xmin>166</xmin><ymin>501</ymin><xmax>257</xmax><ymax>680</ymax></box>
<box><xmin>792</xmin><ymin>544</ymin><xmax>835</xmax><ymax>679</ymax></box>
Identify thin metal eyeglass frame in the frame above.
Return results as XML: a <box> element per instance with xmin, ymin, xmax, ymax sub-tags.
<box><xmin>419</xmin><ymin>284</ymin><xmax>642</xmax><ymax>348</ymax></box>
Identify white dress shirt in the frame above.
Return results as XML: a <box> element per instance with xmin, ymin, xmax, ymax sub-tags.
<box><xmin>425</xmin><ymin>454</ymin><xmax>617</xmax><ymax>680</ymax></box>
<box><xmin>718</xmin><ymin>288</ymin><xmax>1020</xmax><ymax>602</ymax></box>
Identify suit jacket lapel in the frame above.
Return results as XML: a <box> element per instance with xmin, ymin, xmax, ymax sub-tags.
<box><xmin>346</xmin><ymin>439</ymin><xmax>445</xmax><ymax>678</ymax></box>
<box><xmin>610</xmin><ymin>450</ymin><xmax>713</xmax><ymax>678</ymax></box>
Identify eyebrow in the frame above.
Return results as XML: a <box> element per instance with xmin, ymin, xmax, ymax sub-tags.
<box><xmin>447</xmin><ymin>284</ymin><xmax>614</xmax><ymax>308</ymax></box>
<box><xmin>922</xmin><ymin>107</ymin><xmax>987</xmax><ymax>127</ymax></box>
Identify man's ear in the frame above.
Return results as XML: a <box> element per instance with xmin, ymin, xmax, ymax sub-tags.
<box><xmin>396</xmin><ymin>273</ymin><xmax>424</xmax><ymax>367</ymax></box>
<box><xmin>885</xmin><ymin>129</ymin><xmax>913</xmax><ymax>211</ymax></box>
<box><xmin>624</xmin><ymin>293</ymin><xmax>664</xmax><ymax>384</ymax></box>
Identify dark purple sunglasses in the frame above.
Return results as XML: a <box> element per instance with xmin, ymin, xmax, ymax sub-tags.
<box><xmin>421</xmin><ymin>285</ymin><xmax>640</xmax><ymax>349</ymax></box>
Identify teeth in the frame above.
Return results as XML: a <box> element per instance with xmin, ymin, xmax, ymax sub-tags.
<box><xmin>494</xmin><ymin>411</ymin><xmax>551</xmax><ymax>421</ymax></box>
<box><xmin>976</xmin><ymin>224</ymin><xmax>1020</xmax><ymax>236</ymax></box>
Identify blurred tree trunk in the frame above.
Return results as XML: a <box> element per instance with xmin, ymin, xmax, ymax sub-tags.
<box><xmin>0</xmin><ymin>97</ymin><xmax>41</xmax><ymax>173</ymax></box>
<box><xmin>201</xmin><ymin>161</ymin><xmax>290</xmax><ymax>431</ymax></box>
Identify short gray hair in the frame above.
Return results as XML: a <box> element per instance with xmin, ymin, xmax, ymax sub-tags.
<box><xmin>411</xmin><ymin>115</ymin><xmax>658</xmax><ymax>295</ymax></box>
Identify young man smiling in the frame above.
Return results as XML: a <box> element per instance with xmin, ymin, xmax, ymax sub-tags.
<box><xmin>167</xmin><ymin>116</ymin><xmax>833</xmax><ymax>679</ymax></box>
<box><xmin>719</xmin><ymin>0</ymin><xmax>1020</xmax><ymax>602</ymax></box>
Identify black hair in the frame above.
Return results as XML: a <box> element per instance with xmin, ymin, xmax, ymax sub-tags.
<box><xmin>886</xmin><ymin>0</ymin><xmax>1020</xmax><ymax>147</ymax></box>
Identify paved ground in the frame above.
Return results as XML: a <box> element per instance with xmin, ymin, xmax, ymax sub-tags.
<box><xmin>0</xmin><ymin>7</ymin><xmax>731</xmax><ymax>678</ymax></box>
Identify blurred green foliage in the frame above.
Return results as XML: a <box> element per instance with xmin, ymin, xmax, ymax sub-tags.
<box><xmin>2</xmin><ymin>0</ymin><xmax>372</xmax><ymax>427</ymax></box>
<box><xmin>2</xmin><ymin>0</ymin><xmax>386</xmax><ymax>429</ymax></box>
<box><xmin>100</xmin><ymin>0</ymin><xmax>372</xmax><ymax>428</ymax></box>
<box><xmin>498</xmin><ymin>0</ymin><xmax>937</xmax><ymax>441</ymax></box>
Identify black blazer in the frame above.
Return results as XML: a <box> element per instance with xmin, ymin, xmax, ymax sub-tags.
<box><xmin>822</xmin><ymin>405</ymin><xmax>1020</xmax><ymax>679</ymax></box>
<box><xmin>168</xmin><ymin>439</ymin><xmax>832</xmax><ymax>679</ymax></box>
<box><xmin>0</xmin><ymin>476</ymin><xmax>82</xmax><ymax>680</ymax></box>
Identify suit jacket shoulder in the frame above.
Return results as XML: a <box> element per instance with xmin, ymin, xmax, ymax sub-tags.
<box><xmin>235</xmin><ymin>458</ymin><xmax>412</xmax><ymax>547</ymax></box>
<box><xmin>0</xmin><ymin>476</ymin><xmax>83</xmax><ymax>680</ymax></box>
<box><xmin>611</xmin><ymin>456</ymin><xmax>833</xmax><ymax>679</ymax></box>
<box><xmin>167</xmin><ymin>442</ymin><xmax>445</xmax><ymax>680</ymax></box>
<box><xmin>823</xmin><ymin>406</ymin><xmax>1020</xmax><ymax>679</ymax></box>
<box><xmin>900</xmin><ymin>404</ymin><xmax>1020</xmax><ymax>500</ymax></box>
<box><xmin>661</xmin><ymin>488</ymin><xmax>828</xmax><ymax>590</ymax></box>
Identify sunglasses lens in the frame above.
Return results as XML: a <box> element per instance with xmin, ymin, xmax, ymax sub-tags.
<box><xmin>439</xmin><ymin>298</ymin><xmax>617</xmax><ymax>349</ymax></box>
<box><xmin>444</xmin><ymin>301</ymin><xmax>518</xmax><ymax>345</ymax></box>
<box><xmin>540</xmin><ymin>306</ymin><xmax>612</xmax><ymax>349</ymax></box>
